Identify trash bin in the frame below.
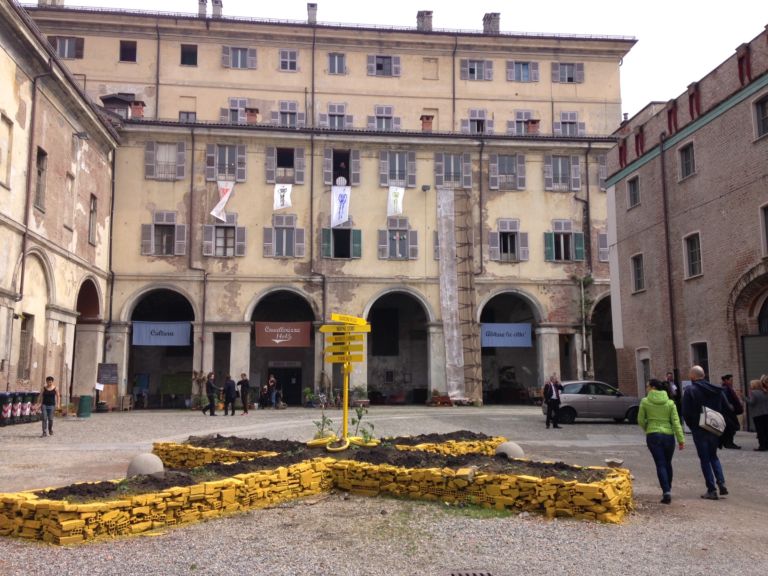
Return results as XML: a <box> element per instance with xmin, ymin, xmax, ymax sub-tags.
<box><xmin>21</xmin><ymin>392</ymin><xmax>32</xmax><ymax>422</ymax></box>
<box><xmin>29</xmin><ymin>392</ymin><xmax>41</xmax><ymax>421</ymax></box>
<box><xmin>77</xmin><ymin>395</ymin><xmax>93</xmax><ymax>418</ymax></box>
<box><xmin>0</xmin><ymin>393</ymin><xmax>9</xmax><ymax>426</ymax></box>
<box><xmin>11</xmin><ymin>392</ymin><xmax>22</xmax><ymax>424</ymax></box>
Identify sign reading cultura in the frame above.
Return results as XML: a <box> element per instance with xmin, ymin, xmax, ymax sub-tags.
<box><xmin>254</xmin><ymin>322</ymin><xmax>311</xmax><ymax>347</ymax></box>
<box><xmin>132</xmin><ymin>321</ymin><xmax>191</xmax><ymax>346</ymax></box>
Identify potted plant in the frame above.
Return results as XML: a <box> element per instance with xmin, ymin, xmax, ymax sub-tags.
<box><xmin>303</xmin><ymin>387</ymin><xmax>317</xmax><ymax>407</ymax></box>
<box><xmin>350</xmin><ymin>385</ymin><xmax>370</xmax><ymax>408</ymax></box>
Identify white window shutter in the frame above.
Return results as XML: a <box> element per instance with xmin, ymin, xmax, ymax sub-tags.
<box><xmin>408</xmin><ymin>229</ymin><xmax>418</xmax><ymax>259</ymax></box>
<box><xmin>344</xmin><ymin>114</ymin><xmax>354</xmax><ymax>129</ymax></box>
<box><xmin>575</xmin><ymin>63</ymin><xmax>585</xmax><ymax>83</ymax></box>
<box><xmin>265</xmin><ymin>147</ymin><xmax>276</xmax><ymax>184</ymax></box>
<box><xmin>367</xmin><ymin>55</ymin><xmax>375</xmax><ymax>75</ymax></box>
<box><xmin>323</xmin><ymin>147</ymin><xmax>333</xmax><ymax>185</ymax></box>
<box><xmin>407</xmin><ymin>151</ymin><xmax>416</xmax><ymax>188</ymax></box>
<box><xmin>392</xmin><ymin>56</ymin><xmax>401</xmax><ymax>76</ymax></box>
<box><xmin>144</xmin><ymin>141</ymin><xmax>156</xmax><ymax>179</ymax></box>
<box><xmin>174</xmin><ymin>224</ymin><xmax>187</xmax><ymax>256</ymax></box>
<box><xmin>295</xmin><ymin>228</ymin><xmax>305</xmax><ymax>258</ymax></box>
<box><xmin>176</xmin><ymin>141</ymin><xmax>186</xmax><ymax>180</ymax></box>
<box><xmin>379</xmin><ymin>151</ymin><xmax>389</xmax><ymax>187</ymax></box>
<box><xmin>488</xmin><ymin>231</ymin><xmax>500</xmax><ymax>261</ymax></box>
<box><xmin>598</xmin><ymin>154</ymin><xmax>607</xmax><ymax>190</ymax></box>
<box><xmin>141</xmin><ymin>224</ymin><xmax>153</xmax><ymax>255</ymax></box>
<box><xmin>570</xmin><ymin>155</ymin><xmax>581</xmax><ymax>190</ymax></box>
<box><xmin>486</xmin><ymin>119</ymin><xmax>494</xmax><ymax>134</ymax></box>
<box><xmin>543</xmin><ymin>155</ymin><xmax>553</xmax><ymax>191</ymax></box>
<box><xmin>221</xmin><ymin>45</ymin><xmax>231</xmax><ymax>68</ymax></box>
<box><xmin>460</xmin><ymin>59</ymin><xmax>469</xmax><ymax>80</ymax></box>
<box><xmin>205</xmin><ymin>144</ymin><xmax>216</xmax><ymax>181</ymax></box>
<box><xmin>460</xmin><ymin>119</ymin><xmax>470</xmax><ymax>134</ymax></box>
<box><xmin>202</xmin><ymin>225</ymin><xmax>214</xmax><ymax>256</ymax></box>
<box><xmin>519</xmin><ymin>232</ymin><xmax>529</xmax><ymax>261</ymax></box>
<box><xmin>462</xmin><ymin>152</ymin><xmax>472</xmax><ymax>189</ymax></box>
<box><xmin>516</xmin><ymin>154</ymin><xmax>526</xmax><ymax>190</ymax></box>
<box><xmin>263</xmin><ymin>227</ymin><xmax>273</xmax><ymax>257</ymax></box>
<box><xmin>598</xmin><ymin>233</ymin><xmax>609</xmax><ymax>262</ymax></box>
<box><xmin>484</xmin><ymin>60</ymin><xmax>493</xmax><ymax>81</ymax></box>
<box><xmin>377</xmin><ymin>229</ymin><xmax>388</xmax><ymax>259</ymax></box>
<box><xmin>247</xmin><ymin>48</ymin><xmax>257</xmax><ymax>69</ymax></box>
<box><xmin>350</xmin><ymin>149</ymin><xmax>361</xmax><ymax>186</ymax></box>
<box><xmin>530</xmin><ymin>62</ymin><xmax>540</xmax><ymax>82</ymax></box>
<box><xmin>488</xmin><ymin>154</ymin><xmax>499</xmax><ymax>190</ymax></box>
<box><xmin>294</xmin><ymin>148</ymin><xmax>305</xmax><ymax>184</ymax></box>
<box><xmin>551</xmin><ymin>62</ymin><xmax>560</xmax><ymax>83</ymax></box>
<box><xmin>506</xmin><ymin>60</ymin><xmax>514</xmax><ymax>81</ymax></box>
<box><xmin>434</xmin><ymin>152</ymin><xmax>444</xmax><ymax>187</ymax></box>
<box><xmin>318</xmin><ymin>113</ymin><xmax>329</xmax><ymax>128</ymax></box>
<box><xmin>236</xmin><ymin>145</ymin><xmax>247</xmax><ymax>182</ymax></box>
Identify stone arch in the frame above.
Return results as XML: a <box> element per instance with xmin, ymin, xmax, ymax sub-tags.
<box><xmin>243</xmin><ymin>285</ymin><xmax>319</xmax><ymax>322</ymax></box>
<box><xmin>14</xmin><ymin>247</ymin><xmax>56</xmax><ymax>303</ymax></box>
<box><xmin>475</xmin><ymin>287</ymin><xmax>544</xmax><ymax>324</ymax></box>
<box><xmin>362</xmin><ymin>286</ymin><xmax>436</xmax><ymax>323</ymax></box>
<box><xmin>120</xmin><ymin>283</ymin><xmax>200</xmax><ymax>323</ymax></box>
<box><xmin>589</xmin><ymin>290</ymin><xmax>612</xmax><ymax>322</ymax></box>
<box><xmin>75</xmin><ymin>275</ymin><xmax>103</xmax><ymax>321</ymax></box>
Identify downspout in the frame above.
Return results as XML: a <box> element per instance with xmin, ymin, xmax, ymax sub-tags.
<box><xmin>309</xmin><ymin>21</ymin><xmax>326</xmax><ymax>322</ymax></box>
<box><xmin>18</xmin><ymin>67</ymin><xmax>52</xmax><ymax>302</ymax></box>
<box><xmin>155</xmin><ymin>24</ymin><xmax>161</xmax><ymax>119</ymax></box>
<box><xmin>103</xmin><ymin>148</ymin><xmax>116</xmax><ymax>359</ymax></box>
<box><xmin>475</xmin><ymin>138</ymin><xmax>485</xmax><ymax>275</ymax></box>
<box><xmin>188</xmin><ymin>127</ymin><xmax>207</xmax><ymax>373</ymax></box>
<box><xmin>573</xmin><ymin>142</ymin><xmax>593</xmax><ymax>378</ymax></box>
<box><xmin>659</xmin><ymin>133</ymin><xmax>680</xmax><ymax>381</ymax></box>
<box><xmin>451</xmin><ymin>36</ymin><xmax>458</xmax><ymax>132</ymax></box>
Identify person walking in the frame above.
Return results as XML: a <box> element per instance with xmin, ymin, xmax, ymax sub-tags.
<box><xmin>201</xmin><ymin>372</ymin><xmax>220</xmax><ymax>416</ymax></box>
<box><xmin>237</xmin><ymin>373</ymin><xmax>250</xmax><ymax>415</ymax></box>
<box><xmin>268</xmin><ymin>374</ymin><xmax>278</xmax><ymax>409</ymax></box>
<box><xmin>543</xmin><ymin>375</ymin><xmax>563</xmax><ymax>429</ymax></box>
<box><xmin>638</xmin><ymin>379</ymin><xmax>684</xmax><ymax>504</ymax></box>
<box><xmin>745</xmin><ymin>377</ymin><xmax>768</xmax><ymax>451</ymax></box>
<box><xmin>38</xmin><ymin>376</ymin><xmax>59</xmax><ymax>437</ymax></box>
<box><xmin>719</xmin><ymin>374</ymin><xmax>743</xmax><ymax>449</ymax></box>
<box><xmin>682</xmin><ymin>365</ymin><xmax>728</xmax><ymax>500</ymax></box>
<box><xmin>223</xmin><ymin>375</ymin><xmax>237</xmax><ymax>416</ymax></box>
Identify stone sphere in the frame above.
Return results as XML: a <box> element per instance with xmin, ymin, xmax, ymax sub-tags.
<box><xmin>127</xmin><ymin>453</ymin><xmax>165</xmax><ymax>479</ymax></box>
<box><xmin>495</xmin><ymin>441</ymin><xmax>525</xmax><ymax>459</ymax></box>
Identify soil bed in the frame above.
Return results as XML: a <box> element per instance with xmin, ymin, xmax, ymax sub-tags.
<box><xmin>38</xmin><ymin>471</ymin><xmax>196</xmax><ymax>503</ymax></box>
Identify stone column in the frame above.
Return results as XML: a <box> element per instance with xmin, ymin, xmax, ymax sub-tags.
<box><xmin>536</xmin><ymin>327</ymin><xmax>560</xmax><ymax>382</ymax></box>
<box><xmin>229</xmin><ymin>323</ymin><xmax>251</xmax><ymax>379</ymax></box>
<box><xmin>105</xmin><ymin>323</ymin><xmax>130</xmax><ymax>397</ymax></box>
<box><xmin>71</xmin><ymin>323</ymin><xmax>105</xmax><ymax>397</ymax></box>
<box><xmin>201</xmin><ymin>324</ymin><xmax>215</xmax><ymax>374</ymax></box>
<box><xmin>427</xmin><ymin>322</ymin><xmax>447</xmax><ymax>394</ymax></box>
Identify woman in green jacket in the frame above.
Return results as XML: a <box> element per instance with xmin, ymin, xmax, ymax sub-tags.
<box><xmin>638</xmin><ymin>379</ymin><xmax>685</xmax><ymax>504</ymax></box>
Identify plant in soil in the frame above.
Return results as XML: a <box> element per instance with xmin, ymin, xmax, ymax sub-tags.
<box><xmin>351</xmin><ymin>405</ymin><xmax>374</xmax><ymax>441</ymax></box>
<box><xmin>313</xmin><ymin>410</ymin><xmax>334</xmax><ymax>439</ymax></box>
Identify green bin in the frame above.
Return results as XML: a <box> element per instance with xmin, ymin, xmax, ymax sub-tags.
<box><xmin>77</xmin><ymin>395</ymin><xmax>93</xmax><ymax>418</ymax></box>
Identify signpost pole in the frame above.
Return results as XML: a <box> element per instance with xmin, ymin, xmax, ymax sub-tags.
<box><xmin>342</xmin><ymin>361</ymin><xmax>350</xmax><ymax>439</ymax></box>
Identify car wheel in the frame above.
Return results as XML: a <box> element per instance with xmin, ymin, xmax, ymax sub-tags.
<box><xmin>559</xmin><ymin>407</ymin><xmax>576</xmax><ymax>424</ymax></box>
<box><xmin>626</xmin><ymin>407</ymin><xmax>639</xmax><ymax>424</ymax></box>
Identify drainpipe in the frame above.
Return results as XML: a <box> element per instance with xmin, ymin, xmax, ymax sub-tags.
<box><xmin>188</xmin><ymin>127</ymin><xmax>207</xmax><ymax>372</ymax></box>
<box><xmin>103</xmin><ymin>149</ymin><xmax>116</xmax><ymax>361</ymax></box>
<box><xmin>476</xmin><ymin>138</ymin><xmax>485</xmax><ymax>275</ymax></box>
<box><xmin>309</xmin><ymin>22</ymin><xmax>326</xmax><ymax>322</ymax></box>
<box><xmin>573</xmin><ymin>142</ymin><xmax>593</xmax><ymax>273</ymax></box>
<box><xmin>451</xmin><ymin>36</ymin><xmax>458</xmax><ymax>132</ymax></box>
<box><xmin>155</xmin><ymin>24</ymin><xmax>161</xmax><ymax>119</ymax></box>
<box><xmin>659</xmin><ymin>133</ymin><xmax>679</xmax><ymax>381</ymax></box>
<box><xmin>18</xmin><ymin>67</ymin><xmax>52</xmax><ymax>303</ymax></box>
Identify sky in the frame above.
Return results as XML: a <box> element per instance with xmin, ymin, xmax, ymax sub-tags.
<box><xmin>48</xmin><ymin>0</ymin><xmax>768</xmax><ymax>119</ymax></box>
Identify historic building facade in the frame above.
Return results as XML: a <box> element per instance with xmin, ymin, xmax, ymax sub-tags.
<box><xmin>0</xmin><ymin>1</ymin><xmax>118</xmax><ymax>406</ymax></box>
<box><xmin>26</xmin><ymin>1</ymin><xmax>635</xmax><ymax>406</ymax></box>
<box><xmin>606</xmin><ymin>25</ymin><xmax>768</xmax><ymax>396</ymax></box>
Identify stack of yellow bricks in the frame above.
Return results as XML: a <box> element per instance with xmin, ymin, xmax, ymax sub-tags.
<box><xmin>0</xmin><ymin>437</ymin><xmax>633</xmax><ymax>546</ymax></box>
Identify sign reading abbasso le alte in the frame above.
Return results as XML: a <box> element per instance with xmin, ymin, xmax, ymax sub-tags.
<box><xmin>480</xmin><ymin>323</ymin><xmax>532</xmax><ymax>348</ymax></box>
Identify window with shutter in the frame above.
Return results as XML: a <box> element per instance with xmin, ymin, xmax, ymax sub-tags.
<box><xmin>519</xmin><ymin>233</ymin><xmax>529</xmax><ymax>261</ymax></box>
<box><xmin>379</xmin><ymin>151</ymin><xmax>389</xmax><ymax>187</ymax></box>
<box><xmin>598</xmin><ymin>233</ymin><xmax>609</xmax><ymax>262</ymax></box>
<box><xmin>377</xmin><ymin>230</ymin><xmax>389</xmax><ymax>259</ymax></box>
<box><xmin>350</xmin><ymin>149</ymin><xmax>361</xmax><ymax>186</ymax></box>
<box><xmin>229</xmin><ymin>47</ymin><xmax>249</xmax><ymax>69</ymax></box>
<box><xmin>323</xmin><ymin>148</ymin><xmax>333</xmax><ymax>185</ymax></box>
<box><xmin>295</xmin><ymin>228</ymin><xmax>305</xmax><ymax>258</ymax></box>
<box><xmin>488</xmin><ymin>154</ymin><xmax>499</xmax><ymax>190</ymax></box>
<box><xmin>598</xmin><ymin>154</ymin><xmax>607</xmax><ymax>191</ymax></box>
<box><xmin>570</xmin><ymin>155</ymin><xmax>581</xmax><ymax>191</ymax></box>
<box><xmin>141</xmin><ymin>224</ymin><xmax>154</xmax><ymax>255</ymax></box>
<box><xmin>407</xmin><ymin>151</ymin><xmax>417</xmax><ymax>188</ymax></box>
<box><xmin>176</xmin><ymin>142</ymin><xmax>186</xmax><ymax>180</ymax></box>
<box><xmin>321</xmin><ymin>228</ymin><xmax>332</xmax><ymax>258</ymax></box>
<box><xmin>236</xmin><ymin>145</ymin><xmax>247</xmax><ymax>182</ymax></box>
<box><xmin>294</xmin><ymin>148</ymin><xmax>305</xmax><ymax>184</ymax></box>
<box><xmin>235</xmin><ymin>227</ymin><xmax>246</xmax><ymax>256</ymax></box>
<box><xmin>205</xmin><ymin>144</ymin><xmax>216</xmax><ymax>181</ymax></box>
<box><xmin>328</xmin><ymin>52</ymin><xmax>346</xmax><ymax>75</ymax></box>
<box><xmin>279</xmin><ymin>49</ymin><xmax>298</xmax><ymax>71</ymax></box>
<box><xmin>202</xmin><ymin>225</ymin><xmax>215</xmax><ymax>256</ymax></box>
<box><xmin>516</xmin><ymin>155</ymin><xmax>526</xmax><ymax>190</ymax></box>
<box><xmin>174</xmin><ymin>224</ymin><xmax>187</xmax><ymax>256</ymax></box>
<box><xmin>462</xmin><ymin>153</ymin><xmax>472</xmax><ymax>189</ymax></box>
<box><xmin>408</xmin><ymin>230</ymin><xmax>418</xmax><ymax>260</ymax></box>
<box><xmin>144</xmin><ymin>141</ymin><xmax>156</xmax><ymax>179</ymax></box>
<box><xmin>488</xmin><ymin>231</ymin><xmax>500</xmax><ymax>261</ymax></box>
<box><xmin>265</xmin><ymin>147</ymin><xmax>276</xmax><ymax>184</ymax></box>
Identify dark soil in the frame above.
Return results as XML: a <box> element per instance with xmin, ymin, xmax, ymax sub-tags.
<box><xmin>37</xmin><ymin>433</ymin><xmax>607</xmax><ymax>502</ymax></box>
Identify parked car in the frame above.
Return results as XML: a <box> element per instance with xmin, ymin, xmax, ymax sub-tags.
<box><xmin>541</xmin><ymin>380</ymin><xmax>639</xmax><ymax>424</ymax></box>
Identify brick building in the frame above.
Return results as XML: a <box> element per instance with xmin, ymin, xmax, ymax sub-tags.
<box><xmin>606</xmin><ymin>25</ymin><xmax>768</xmax><ymax>396</ymax></box>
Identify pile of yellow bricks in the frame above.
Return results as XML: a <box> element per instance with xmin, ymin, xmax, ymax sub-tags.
<box><xmin>0</xmin><ymin>437</ymin><xmax>633</xmax><ymax>545</ymax></box>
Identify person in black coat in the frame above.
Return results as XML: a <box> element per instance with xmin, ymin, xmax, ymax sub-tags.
<box><xmin>223</xmin><ymin>375</ymin><xmax>237</xmax><ymax>416</ymax></box>
<box><xmin>202</xmin><ymin>372</ymin><xmax>221</xmax><ymax>416</ymax></box>
<box><xmin>718</xmin><ymin>374</ymin><xmax>743</xmax><ymax>449</ymax></box>
<box><xmin>237</xmin><ymin>373</ymin><xmax>250</xmax><ymax>415</ymax></box>
<box><xmin>543</xmin><ymin>374</ymin><xmax>564</xmax><ymax>429</ymax></box>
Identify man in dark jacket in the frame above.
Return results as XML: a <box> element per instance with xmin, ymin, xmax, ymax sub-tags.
<box><xmin>223</xmin><ymin>375</ymin><xmax>237</xmax><ymax>416</ymax></box>
<box><xmin>682</xmin><ymin>365</ymin><xmax>728</xmax><ymax>500</ymax></box>
<box><xmin>237</xmin><ymin>373</ymin><xmax>250</xmax><ymax>415</ymax></box>
<box><xmin>202</xmin><ymin>372</ymin><xmax>220</xmax><ymax>416</ymax></box>
<box><xmin>719</xmin><ymin>374</ymin><xmax>743</xmax><ymax>450</ymax></box>
<box><xmin>543</xmin><ymin>375</ymin><xmax>564</xmax><ymax>429</ymax></box>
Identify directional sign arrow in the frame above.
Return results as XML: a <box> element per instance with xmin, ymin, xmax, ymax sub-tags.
<box><xmin>319</xmin><ymin>324</ymin><xmax>371</xmax><ymax>333</ymax></box>
<box><xmin>326</xmin><ymin>334</ymin><xmax>365</xmax><ymax>344</ymax></box>
<box><xmin>324</xmin><ymin>354</ymin><xmax>364</xmax><ymax>363</ymax></box>
<box><xmin>325</xmin><ymin>344</ymin><xmax>364</xmax><ymax>354</ymax></box>
<box><xmin>330</xmin><ymin>313</ymin><xmax>368</xmax><ymax>326</ymax></box>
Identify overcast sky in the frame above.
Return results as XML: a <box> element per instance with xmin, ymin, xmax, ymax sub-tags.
<box><xmin>53</xmin><ymin>0</ymin><xmax>767</xmax><ymax>119</ymax></box>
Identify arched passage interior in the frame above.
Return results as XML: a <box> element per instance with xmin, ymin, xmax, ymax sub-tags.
<box><xmin>71</xmin><ymin>279</ymin><xmax>103</xmax><ymax>403</ymax></box>
<box><xmin>129</xmin><ymin>289</ymin><xmax>194</xmax><ymax>408</ymax></box>
<box><xmin>591</xmin><ymin>296</ymin><xmax>618</xmax><ymax>385</ymax></box>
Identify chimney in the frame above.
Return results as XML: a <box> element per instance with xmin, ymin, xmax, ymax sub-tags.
<box><xmin>130</xmin><ymin>101</ymin><xmax>145</xmax><ymax>119</ymax></box>
<box><xmin>198</xmin><ymin>0</ymin><xmax>207</xmax><ymax>18</ymax></box>
<box><xmin>307</xmin><ymin>3</ymin><xmax>317</xmax><ymax>25</ymax></box>
<box><xmin>482</xmin><ymin>12</ymin><xmax>500</xmax><ymax>35</ymax></box>
<box><xmin>212</xmin><ymin>0</ymin><xmax>222</xmax><ymax>19</ymax></box>
<box><xmin>417</xmin><ymin>11</ymin><xmax>433</xmax><ymax>32</ymax></box>
<box><xmin>420</xmin><ymin>114</ymin><xmax>434</xmax><ymax>132</ymax></box>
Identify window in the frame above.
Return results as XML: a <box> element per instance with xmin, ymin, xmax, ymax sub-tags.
<box><xmin>684</xmin><ymin>233</ymin><xmax>702</xmax><ymax>278</ymax></box>
<box><xmin>598</xmin><ymin>154</ymin><xmax>607</xmax><ymax>191</ymax></box>
<box><xmin>366</xmin><ymin>105</ymin><xmax>401</xmax><ymax>131</ymax></box>
<box><xmin>552</xmin><ymin>62</ymin><xmax>584</xmax><ymax>83</ymax></box>
<box><xmin>119</xmin><ymin>40</ymin><xmax>137</xmax><ymax>62</ymax></box>
<box><xmin>34</xmin><ymin>147</ymin><xmax>47</xmax><ymax>209</ymax></box>
<box><xmin>598</xmin><ymin>233</ymin><xmax>609</xmax><ymax>262</ymax></box>
<box><xmin>489</xmin><ymin>154</ymin><xmax>525</xmax><ymax>191</ymax></box>
<box><xmin>141</xmin><ymin>211</ymin><xmax>187</xmax><ymax>256</ymax></box>
<box><xmin>265</xmin><ymin>147</ymin><xmax>305</xmax><ymax>185</ymax></box>
<box><xmin>434</xmin><ymin>152</ymin><xmax>471</xmax><ymax>189</ymax></box>
<box><xmin>544</xmin><ymin>155</ymin><xmax>580</xmax><ymax>191</ymax></box>
<box><xmin>145</xmin><ymin>142</ymin><xmax>186</xmax><ymax>180</ymax></box>
<box><xmin>322</xmin><ymin>224</ymin><xmax>362</xmax><ymax>259</ymax></box>
<box><xmin>461</xmin><ymin>109</ymin><xmax>493</xmax><ymax>135</ymax></box>
<box><xmin>460</xmin><ymin>59</ymin><xmax>493</xmax><ymax>81</ymax></box>
<box><xmin>627</xmin><ymin>177</ymin><xmax>640</xmax><ymax>208</ymax></box>
<box><xmin>180</xmin><ymin>44</ymin><xmax>197</xmax><ymax>66</ymax></box>
<box><xmin>378</xmin><ymin>217</ymin><xmax>417</xmax><ymax>260</ymax></box>
<box><xmin>88</xmin><ymin>195</ymin><xmax>97</xmax><ymax>245</ymax></box>
<box><xmin>544</xmin><ymin>220</ymin><xmax>584</xmax><ymax>262</ymax></box>
<box><xmin>367</xmin><ymin>55</ymin><xmax>401</xmax><ymax>77</ymax></box>
<box><xmin>631</xmin><ymin>254</ymin><xmax>645</xmax><ymax>292</ymax></box>
<box><xmin>506</xmin><ymin>60</ymin><xmax>539</xmax><ymax>82</ymax></box>
<box><xmin>319</xmin><ymin>103</ymin><xmax>352</xmax><ymax>130</ymax></box>
<box><xmin>263</xmin><ymin>214</ymin><xmax>304</xmax><ymax>258</ymax></box>
<box><xmin>762</xmin><ymin>205</ymin><xmax>768</xmax><ymax>255</ymax></box>
<box><xmin>220</xmin><ymin>97</ymin><xmax>247</xmax><ymax>124</ymax></box>
<box><xmin>328</xmin><ymin>52</ymin><xmax>346</xmax><ymax>75</ymax></box>
<box><xmin>507</xmin><ymin>110</ymin><xmax>538</xmax><ymax>136</ymax></box>
<box><xmin>323</xmin><ymin>148</ymin><xmax>360</xmax><ymax>186</ymax></box>
<box><xmin>222</xmin><ymin>46</ymin><xmax>256</xmax><ymax>69</ymax></box>
<box><xmin>51</xmin><ymin>36</ymin><xmax>83</xmax><ymax>59</ymax></box>
<box><xmin>203</xmin><ymin>214</ymin><xmax>246</xmax><ymax>258</ymax></box>
<box><xmin>756</xmin><ymin>96</ymin><xmax>768</xmax><ymax>138</ymax></box>
<box><xmin>270</xmin><ymin>101</ymin><xmax>305</xmax><ymax>128</ymax></box>
<box><xmin>691</xmin><ymin>342</ymin><xmax>709</xmax><ymax>378</ymax></box>
<box><xmin>378</xmin><ymin>150</ymin><xmax>415</xmax><ymax>188</ymax></box>
<box><xmin>280</xmin><ymin>49</ymin><xmax>298</xmax><ymax>71</ymax></box>
<box><xmin>16</xmin><ymin>314</ymin><xmax>33</xmax><ymax>379</ymax></box>
<box><xmin>618</xmin><ymin>139</ymin><xmax>628</xmax><ymax>168</ymax></box>
<box><xmin>679</xmin><ymin>143</ymin><xmax>695</xmax><ymax>179</ymax></box>
<box><xmin>489</xmin><ymin>219</ymin><xmax>529</xmax><ymax>262</ymax></box>
<box><xmin>554</xmin><ymin>112</ymin><xmax>584</xmax><ymax>137</ymax></box>
<box><xmin>0</xmin><ymin>114</ymin><xmax>11</xmax><ymax>187</ymax></box>
<box><xmin>205</xmin><ymin>144</ymin><xmax>247</xmax><ymax>182</ymax></box>
<box><xmin>179</xmin><ymin>111</ymin><xmax>197</xmax><ymax>123</ymax></box>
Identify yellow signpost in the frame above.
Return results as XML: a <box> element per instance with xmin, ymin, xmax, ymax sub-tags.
<box><xmin>330</xmin><ymin>313</ymin><xmax>368</xmax><ymax>326</ymax></box>
<box><xmin>318</xmin><ymin>323</ymin><xmax>371</xmax><ymax>333</ymax></box>
<box><xmin>326</xmin><ymin>334</ymin><xmax>364</xmax><ymax>344</ymax></box>
<box><xmin>325</xmin><ymin>344</ymin><xmax>364</xmax><ymax>354</ymax></box>
<box><xmin>324</xmin><ymin>354</ymin><xmax>364</xmax><ymax>363</ymax></box>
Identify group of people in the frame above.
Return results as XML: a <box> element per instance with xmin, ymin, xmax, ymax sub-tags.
<box><xmin>200</xmin><ymin>372</ymin><xmax>283</xmax><ymax>416</ymax></box>
<box><xmin>639</xmin><ymin>366</ymin><xmax>768</xmax><ymax>504</ymax></box>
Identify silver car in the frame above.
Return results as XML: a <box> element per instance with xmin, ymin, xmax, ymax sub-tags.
<box><xmin>541</xmin><ymin>380</ymin><xmax>640</xmax><ymax>424</ymax></box>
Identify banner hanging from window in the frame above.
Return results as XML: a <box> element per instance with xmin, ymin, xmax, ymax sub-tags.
<box><xmin>273</xmin><ymin>183</ymin><xmax>293</xmax><ymax>211</ymax></box>
<box><xmin>132</xmin><ymin>322</ymin><xmax>191</xmax><ymax>346</ymax></box>
<box><xmin>211</xmin><ymin>180</ymin><xmax>235</xmax><ymax>222</ymax></box>
<box><xmin>331</xmin><ymin>185</ymin><xmax>351</xmax><ymax>227</ymax></box>
<box><xmin>387</xmin><ymin>186</ymin><xmax>405</xmax><ymax>216</ymax></box>
<box><xmin>480</xmin><ymin>323</ymin><xmax>532</xmax><ymax>348</ymax></box>
<box><xmin>254</xmin><ymin>322</ymin><xmax>311</xmax><ymax>347</ymax></box>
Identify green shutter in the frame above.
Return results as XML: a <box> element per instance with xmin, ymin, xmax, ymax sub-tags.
<box><xmin>351</xmin><ymin>229</ymin><xmax>362</xmax><ymax>258</ymax></box>
<box><xmin>544</xmin><ymin>232</ymin><xmax>555</xmax><ymax>261</ymax></box>
<box><xmin>573</xmin><ymin>232</ymin><xmax>585</xmax><ymax>261</ymax></box>
<box><xmin>321</xmin><ymin>228</ymin><xmax>332</xmax><ymax>258</ymax></box>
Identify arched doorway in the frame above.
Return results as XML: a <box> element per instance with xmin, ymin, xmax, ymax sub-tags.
<box><xmin>729</xmin><ymin>263</ymin><xmax>768</xmax><ymax>398</ymax></box>
<box><xmin>366</xmin><ymin>292</ymin><xmax>429</xmax><ymax>404</ymax></box>
<box><xmin>129</xmin><ymin>289</ymin><xmax>194</xmax><ymax>408</ymax></box>
<box><xmin>591</xmin><ymin>296</ymin><xmax>618</xmax><ymax>385</ymax></box>
<box><xmin>479</xmin><ymin>292</ymin><xmax>539</xmax><ymax>404</ymax></box>
<box><xmin>759</xmin><ymin>298</ymin><xmax>768</xmax><ymax>335</ymax></box>
<box><xmin>71</xmin><ymin>279</ymin><xmax>103</xmax><ymax>405</ymax></box>
<box><xmin>250</xmin><ymin>290</ymin><xmax>315</xmax><ymax>406</ymax></box>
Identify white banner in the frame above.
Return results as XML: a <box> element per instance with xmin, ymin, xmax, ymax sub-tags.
<box><xmin>331</xmin><ymin>185</ymin><xmax>351</xmax><ymax>228</ymax></box>
<box><xmin>132</xmin><ymin>322</ymin><xmax>191</xmax><ymax>346</ymax></box>
<box><xmin>273</xmin><ymin>183</ymin><xmax>293</xmax><ymax>211</ymax></box>
<box><xmin>210</xmin><ymin>180</ymin><xmax>235</xmax><ymax>222</ymax></box>
<box><xmin>387</xmin><ymin>186</ymin><xmax>405</xmax><ymax>217</ymax></box>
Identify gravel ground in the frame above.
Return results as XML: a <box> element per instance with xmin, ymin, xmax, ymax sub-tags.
<box><xmin>1</xmin><ymin>406</ymin><xmax>767</xmax><ymax>575</ymax></box>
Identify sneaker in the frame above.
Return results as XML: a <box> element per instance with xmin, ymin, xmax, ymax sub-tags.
<box><xmin>718</xmin><ymin>485</ymin><xmax>729</xmax><ymax>496</ymax></box>
<box><xmin>661</xmin><ymin>493</ymin><xmax>671</xmax><ymax>504</ymax></box>
<box><xmin>701</xmin><ymin>491</ymin><xmax>719</xmax><ymax>500</ymax></box>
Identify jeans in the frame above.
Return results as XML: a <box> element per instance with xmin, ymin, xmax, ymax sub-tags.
<box><xmin>646</xmin><ymin>432</ymin><xmax>675</xmax><ymax>494</ymax></box>
<box><xmin>41</xmin><ymin>404</ymin><xmax>54</xmax><ymax>434</ymax></box>
<box><xmin>692</xmin><ymin>428</ymin><xmax>726</xmax><ymax>491</ymax></box>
